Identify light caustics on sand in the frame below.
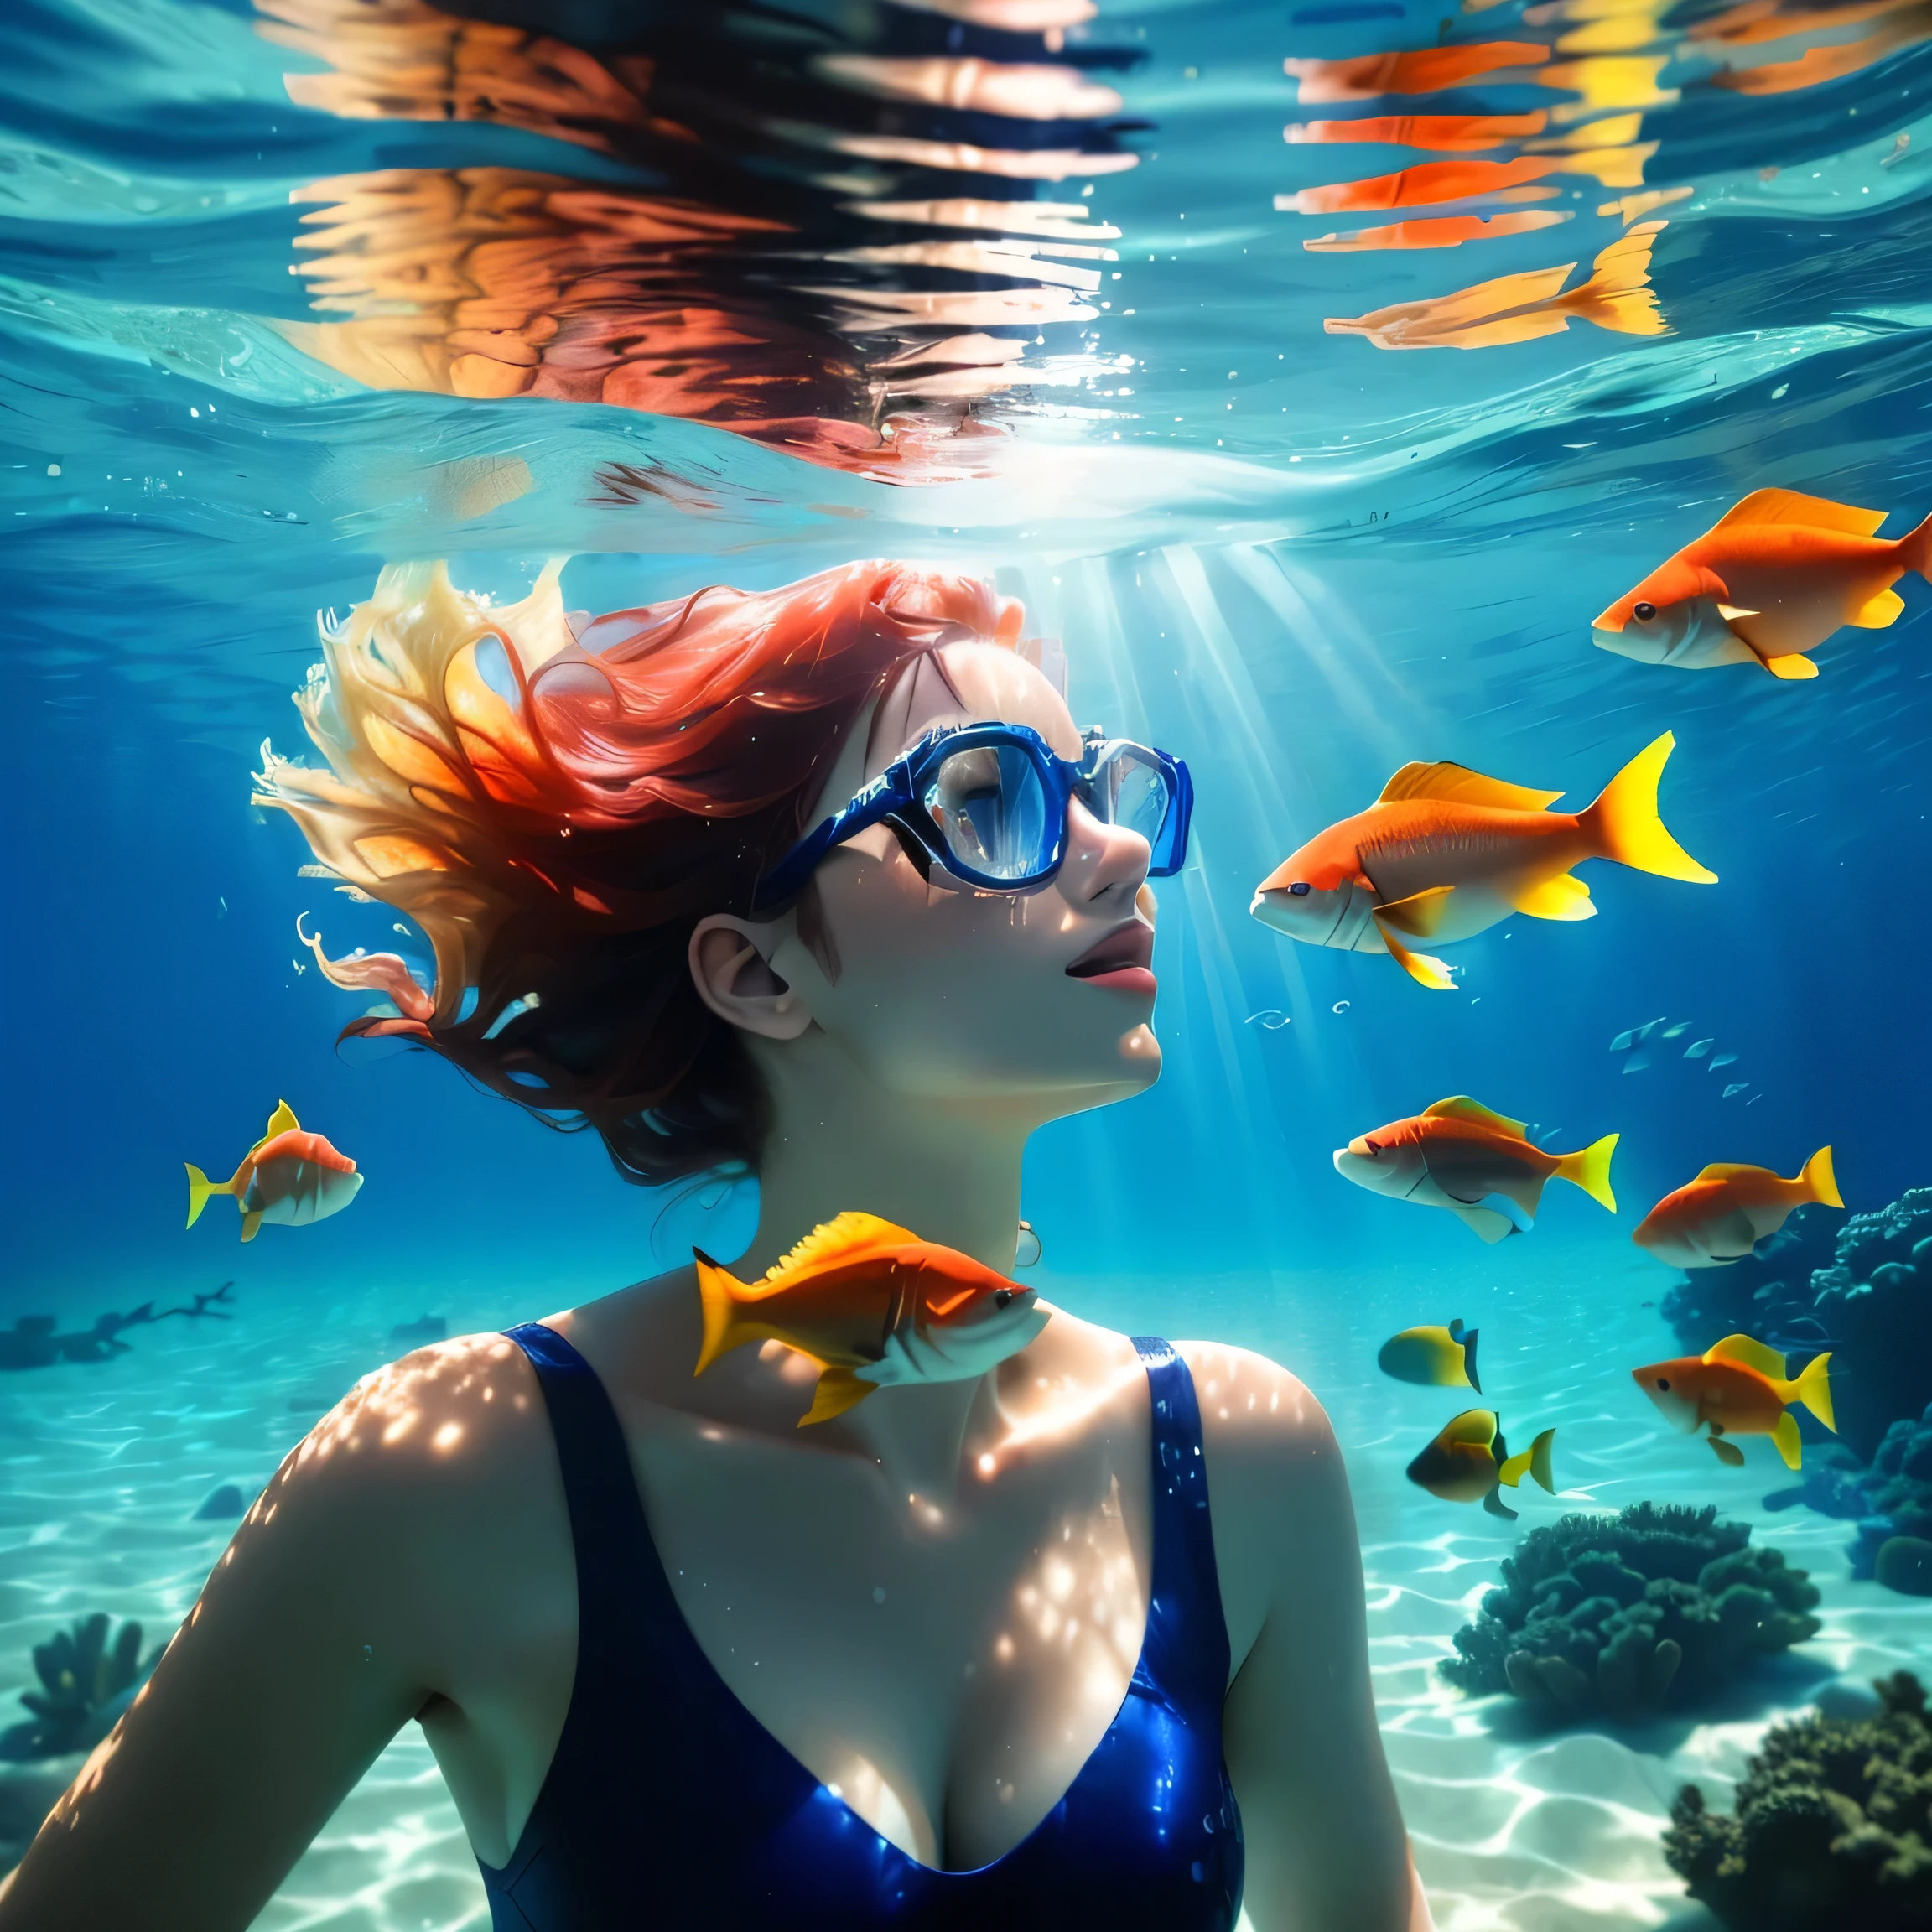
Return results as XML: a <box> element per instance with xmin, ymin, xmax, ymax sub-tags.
<box><xmin>255</xmin><ymin>0</ymin><xmax>1140</xmax><ymax>481</ymax></box>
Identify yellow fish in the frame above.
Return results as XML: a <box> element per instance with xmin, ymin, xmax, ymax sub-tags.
<box><xmin>1406</xmin><ymin>1410</ymin><xmax>1556</xmax><ymax>1519</ymax></box>
<box><xmin>1379</xmin><ymin>1319</ymin><xmax>1482</xmax><ymax>1390</ymax></box>
<box><xmin>693</xmin><ymin>1212</ymin><xmax>1047</xmax><ymax>1426</ymax></box>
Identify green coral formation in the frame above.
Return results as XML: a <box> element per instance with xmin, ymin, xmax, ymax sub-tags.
<box><xmin>1441</xmin><ymin>1502</ymin><xmax>1821</xmax><ymax>1721</ymax></box>
<box><xmin>1665</xmin><ymin>1670</ymin><xmax>1932</xmax><ymax>1930</ymax></box>
<box><xmin>0</xmin><ymin>1613</ymin><xmax>159</xmax><ymax>1762</ymax></box>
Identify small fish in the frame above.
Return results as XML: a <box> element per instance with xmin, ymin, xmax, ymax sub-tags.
<box><xmin>185</xmin><ymin>1102</ymin><xmax>362</xmax><ymax>1243</ymax></box>
<box><xmin>1633</xmin><ymin>1146</ymin><xmax>1842</xmax><ymax>1269</ymax></box>
<box><xmin>1632</xmin><ymin>1332</ymin><xmax>1834</xmax><ymax>1470</ymax></box>
<box><xmin>1723</xmin><ymin>1083</ymin><xmax>1750</xmax><ymax>1098</ymax></box>
<box><xmin>1592</xmin><ymin>488</ymin><xmax>1932</xmax><ymax>678</ymax></box>
<box><xmin>1406</xmin><ymin>1409</ymin><xmax>1557</xmax><ymax>1519</ymax></box>
<box><xmin>1662</xmin><ymin>1021</ymin><xmax>1690</xmax><ymax>1037</ymax></box>
<box><xmin>1623</xmin><ymin>1051</ymin><xmax>1654</xmax><ymax>1073</ymax></box>
<box><xmin>693</xmin><ymin>1212</ymin><xmax>1047</xmax><ymax>1426</ymax></box>
<box><xmin>1711</xmin><ymin>1052</ymin><xmax>1738</xmax><ymax>1070</ymax></box>
<box><xmin>1334</xmin><ymin>1096</ymin><xmax>1618</xmax><ymax>1244</ymax></box>
<box><xmin>1685</xmin><ymin>1037</ymin><xmax>1714</xmax><ymax>1058</ymax></box>
<box><xmin>1325</xmin><ymin>222</ymin><xmax>1667</xmax><ymax>351</ymax></box>
<box><xmin>1250</xmin><ymin>734</ymin><xmax>1714</xmax><ymax>989</ymax></box>
<box><xmin>1379</xmin><ymin>1318</ymin><xmax>1481</xmax><ymax>1390</ymax></box>
<box><xmin>1610</xmin><ymin>1028</ymin><xmax>1636</xmax><ymax>1050</ymax></box>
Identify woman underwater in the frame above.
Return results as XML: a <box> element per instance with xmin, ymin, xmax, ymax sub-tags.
<box><xmin>0</xmin><ymin>558</ymin><xmax>1430</xmax><ymax>1929</ymax></box>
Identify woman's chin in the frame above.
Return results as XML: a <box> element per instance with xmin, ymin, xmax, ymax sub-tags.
<box><xmin>1117</xmin><ymin>1022</ymin><xmax>1162</xmax><ymax>1083</ymax></box>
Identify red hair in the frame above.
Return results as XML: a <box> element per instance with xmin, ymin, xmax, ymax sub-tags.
<box><xmin>257</xmin><ymin>558</ymin><xmax>1022</xmax><ymax>1183</ymax></box>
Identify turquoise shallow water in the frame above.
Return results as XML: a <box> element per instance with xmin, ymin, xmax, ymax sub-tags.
<box><xmin>5</xmin><ymin>0</ymin><xmax>1932</xmax><ymax>1921</ymax></box>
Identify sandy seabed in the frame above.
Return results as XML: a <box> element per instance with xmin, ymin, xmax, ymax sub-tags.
<box><xmin>2</xmin><ymin>1243</ymin><xmax>1927</xmax><ymax>1931</ymax></box>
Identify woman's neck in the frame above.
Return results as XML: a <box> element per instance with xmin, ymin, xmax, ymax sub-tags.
<box><xmin>737</xmin><ymin>1027</ymin><xmax>1031</xmax><ymax>1279</ymax></box>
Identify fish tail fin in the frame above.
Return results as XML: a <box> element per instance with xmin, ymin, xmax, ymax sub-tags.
<box><xmin>692</xmin><ymin>1249</ymin><xmax>751</xmax><ymax>1377</ymax></box>
<box><xmin>1580</xmin><ymin>732</ymin><xmax>1717</xmax><ymax>885</ymax></box>
<box><xmin>1792</xmin><ymin>1350</ymin><xmax>1836</xmax><ymax>1433</ymax></box>
<box><xmin>184</xmin><ymin>1163</ymin><xmax>218</xmax><ymax>1229</ymax></box>
<box><xmin>1800</xmin><ymin>1144</ymin><xmax>1843</xmax><ymax>1209</ymax></box>
<box><xmin>1554</xmin><ymin>1133</ymin><xmax>1619</xmax><ymax>1213</ymax></box>
<box><xmin>185</xmin><ymin>1163</ymin><xmax>237</xmax><ymax>1228</ymax></box>
<box><xmin>1560</xmin><ymin>223</ymin><xmax>1670</xmax><ymax>337</ymax></box>
<box><xmin>800</xmin><ymin>1366</ymin><xmax>876</xmax><ymax>1428</ymax></box>
<box><xmin>1897</xmin><ymin>507</ymin><xmax>1932</xmax><ymax>583</ymax></box>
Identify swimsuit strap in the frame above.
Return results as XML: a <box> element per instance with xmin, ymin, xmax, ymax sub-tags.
<box><xmin>1130</xmin><ymin>1337</ymin><xmax>1233</xmax><ymax>1709</ymax></box>
<box><xmin>501</xmin><ymin>1322</ymin><xmax>672</xmax><ymax>1689</ymax></box>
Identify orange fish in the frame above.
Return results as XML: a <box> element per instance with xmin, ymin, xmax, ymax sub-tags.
<box><xmin>1249</xmin><ymin>733</ymin><xmax>1715</xmax><ymax>988</ymax></box>
<box><xmin>1304</xmin><ymin>211</ymin><xmax>1571</xmax><ymax>252</ymax></box>
<box><xmin>1633</xmin><ymin>1148</ymin><xmax>1843</xmax><ymax>1269</ymax></box>
<box><xmin>1285</xmin><ymin>42</ymin><xmax>1549</xmax><ymax>102</ymax></box>
<box><xmin>1285</xmin><ymin>112</ymin><xmax>1550</xmax><ymax>150</ymax></box>
<box><xmin>1632</xmin><ymin>1333</ymin><xmax>1834</xmax><ymax>1469</ymax></box>
<box><xmin>693</xmin><ymin>1212</ymin><xmax>1047</xmax><ymax>1426</ymax></box>
<box><xmin>185</xmin><ymin>1101</ymin><xmax>363</xmax><ymax>1243</ymax></box>
<box><xmin>1325</xmin><ymin>221</ymin><xmax>1668</xmax><ymax>350</ymax></box>
<box><xmin>1592</xmin><ymin>488</ymin><xmax>1932</xmax><ymax>678</ymax></box>
<box><xmin>1335</xmin><ymin>1097</ymin><xmax>1618</xmax><ymax>1242</ymax></box>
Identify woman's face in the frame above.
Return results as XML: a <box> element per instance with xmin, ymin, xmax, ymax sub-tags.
<box><xmin>763</xmin><ymin>644</ymin><xmax>1163</xmax><ymax>1121</ymax></box>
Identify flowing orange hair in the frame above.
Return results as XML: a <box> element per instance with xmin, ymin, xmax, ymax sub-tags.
<box><xmin>256</xmin><ymin>557</ymin><xmax>1022</xmax><ymax>1183</ymax></box>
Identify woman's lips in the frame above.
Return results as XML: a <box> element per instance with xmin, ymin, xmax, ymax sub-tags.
<box><xmin>1065</xmin><ymin>922</ymin><xmax>1156</xmax><ymax>996</ymax></box>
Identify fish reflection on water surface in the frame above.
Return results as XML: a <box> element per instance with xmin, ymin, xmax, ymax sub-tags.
<box><xmin>255</xmin><ymin>0</ymin><xmax>1144</xmax><ymax>479</ymax></box>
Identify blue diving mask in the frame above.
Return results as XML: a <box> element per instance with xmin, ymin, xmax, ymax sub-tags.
<box><xmin>750</xmin><ymin>721</ymin><xmax>1194</xmax><ymax>914</ymax></box>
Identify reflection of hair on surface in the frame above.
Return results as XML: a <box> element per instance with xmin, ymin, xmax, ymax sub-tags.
<box><xmin>1286</xmin><ymin>112</ymin><xmax>1550</xmax><ymax>149</ymax></box>
<box><xmin>255</xmin><ymin>0</ymin><xmax>683</xmax><ymax>154</ymax></box>
<box><xmin>1324</xmin><ymin>221</ymin><xmax>1669</xmax><ymax>348</ymax></box>
<box><xmin>1701</xmin><ymin>0</ymin><xmax>1932</xmax><ymax>94</ymax></box>
<box><xmin>1286</xmin><ymin>40</ymin><xmax>1550</xmax><ymax>101</ymax></box>
<box><xmin>276</xmin><ymin>169</ymin><xmax>1010</xmax><ymax>480</ymax></box>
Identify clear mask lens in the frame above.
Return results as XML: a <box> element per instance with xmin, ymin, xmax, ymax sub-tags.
<box><xmin>923</xmin><ymin>744</ymin><xmax>1052</xmax><ymax>881</ymax></box>
<box><xmin>1094</xmin><ymin>747</ymin><xmax>1171</xmax><ymax>846</ymax></box>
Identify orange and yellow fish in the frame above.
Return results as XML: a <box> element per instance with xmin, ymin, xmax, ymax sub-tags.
<box><xmin>1632</xmin><ymin>1333</ymin><xmax>1834</xmax><ymax>1468</ymax></box>
<box><xmin>1406</xmin><ymin>1410</ymin><xmax>1556</xmax><ymax>1519</ymax></box>
<box><xmin>1250</xmin><ymin>733</ymin><xmax>1715</xmax><ymax>988</ymax></box>
<box><xmin>1305</xmin><ymin>212</ymin><xmax>1570</xmax><ymax>254</ymax></box>
<box><xmin>1285</xmin><ymin>41</ymin><xmax>1549</xmax><ymax>102</ymax></box>
<box><xmin>1337</xmin><ymin>1097</ymin><xmax>1618</xmax><ymax>1243</ymax></box>
<box><xmin>1633</xmin><ymin>1147</ymin><xmax>1843</xmax><ymax>1268</ymax></box>
<box><xmin>693</xmin><ymin>1212</ymin><xmax>1047</xmax><ymax>1426</ymax></box>
<box><xmin>1288</xmin><ymin>148</ymin><xmax>1652</xmax><ymax>216</ymax></box>
<box><xmin>185</xmin><ymin>1101</ymin><xmax>363</xmax><ymax>1243</ymax></box>
<box><xmin>1326</xmin><ymin>221</ymin><xmax>1668</xmax><ymax>351</ymax></box>
<box><xmin>1592</xmin><ymin>488</ymin><xmax>1932</xmax><ymax>678</ymax></box>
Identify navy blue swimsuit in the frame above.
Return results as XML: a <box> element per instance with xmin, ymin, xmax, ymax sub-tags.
<box><xmin>484</xmin><ymin>1323</ymin><xmax>1244</xmax><ymax>1929</ymax></box>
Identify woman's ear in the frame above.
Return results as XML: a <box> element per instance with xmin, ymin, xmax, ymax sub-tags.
<box><xmin>689</xmin><ymin>917</ymin><xmax>814</xmax><ymax>1040</ymax></box>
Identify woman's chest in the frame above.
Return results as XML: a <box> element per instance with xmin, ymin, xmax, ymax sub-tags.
<box><xmin>625</xmin><ymin>1426</ymin><xmax>1156</xmax><ymax>1869</ymax></box>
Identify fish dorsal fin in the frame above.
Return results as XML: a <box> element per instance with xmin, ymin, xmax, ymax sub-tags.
<box><xmin>1441</xmin><ymin>1408</ymin><xmax>1498</xmax><ymax>1446</ymax></box>
<box><xmin>250</xmin><ymin>1100</ymin><xmax>300</xmax><ymax>1156</ymax></box>
<box><xmin>764</xmin><ymin>1211</ymin><xmax>916</xmax><ymax>1284</ymax></box>
<box><xmin>1705</xmin><ymin>1332</ymin><xmax>1787</xmax><ymax>1382</ymax></box>
<box><xmin>1711</xmin><ymin>488</ymin><xmax>1887</xmax><ymax>539</ymax></box>
<box><xmin>1693</xmin><ymin>1161</ymin><xmax>1770</xmax><ymax>1183</ymax></box>
<box><xmin>1424</xmin><ymin>1095</ymin><xmax>1530</xmax><ymax>1138</ymax></box>
<box><xmin>1377</xmin><ymin>761</ymin><xmax>1564</xmax><ymax>813</ymax></box>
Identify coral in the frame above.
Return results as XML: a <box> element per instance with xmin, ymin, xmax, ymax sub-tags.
<box><xmin>1664</xmin><ymin>1670</ymin><xmax>1932</xmax><ymax>1930</ymax></box>
<box><xmin>1663</xmin><ymin>1187</ymin><xmax>1932</xmax><ymax>1462</ymax></box>
<box><xmin>1763</xmin><ymin>1446</ymin><xmax>1872</xmax><ymax>1521</ymax></box>
<box><xmin>1848</xmin><ymin>1405</ymin><xmax>1932</xmax><ymax>1592</ymax></box>
<box><xmin>1442</xmin><ymin>1502</ymin><xmax>1821</xmax><ymax>1721</ymax></box>
<box><xmin>0</xmin><ymin>1614</ymin><xmax>160</xmax><ymax>1762</ymax></box>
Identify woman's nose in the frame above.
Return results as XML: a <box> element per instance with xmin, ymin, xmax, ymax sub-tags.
<box><xmin>1062</xmin><ymin>797</ymin><xmax>1151</xmax><ymax>904</ymax></box>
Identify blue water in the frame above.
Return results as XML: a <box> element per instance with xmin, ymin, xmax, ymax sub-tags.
<box><xmin>4</xmin><ymin>0</ymin><xmax>1932</xmax><ymax>1921</ymax></box>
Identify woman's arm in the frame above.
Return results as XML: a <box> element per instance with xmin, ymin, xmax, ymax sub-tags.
<box><xmin>1186</xmin><ymin>1344</ymin><xmax>1431</xmax><ymax>1932</ymax></box>
<box><xmin>0</xmin><ymin>1337</ymin><xmax>558</xmax><ymax>1931</ymax></box>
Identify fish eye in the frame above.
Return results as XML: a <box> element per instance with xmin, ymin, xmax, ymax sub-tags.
<box><xmin>1633</xmin><ymin>601</ymin><xmax>1657</xmax><ymax>621</ymax></box>
<box><xmin>1656</xmin><ymin>1377</ymin><xmax>1670</xmax><ymax>1391</ymax></box>
<box><xmin>1288</xmin><ymin>881</ymin><xmax>1311</xmax><ymax>896</ymax></box>
<box><xmin>994</xmin><ymin>1289</ymin><xmax>1014</xmax><ymax>1308</ymax></box>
